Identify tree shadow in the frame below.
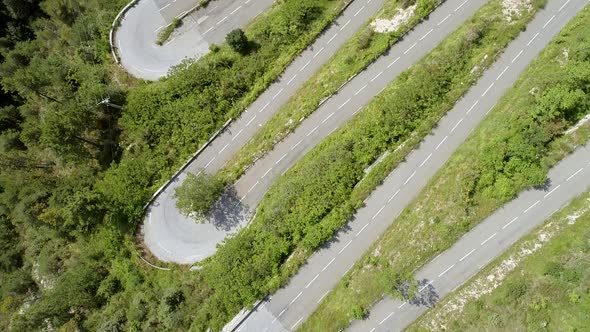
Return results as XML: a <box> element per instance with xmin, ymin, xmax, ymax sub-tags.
<box><xmin>535</xmin><ymin>177</ymin><xmax>552</xmax><ymax>191</ymax></box>
<box><xmin>318</xmin><ymin>221</ymin><xmax>354</xmax><ymax>250</ymax></box>
<box><xmin>207</xmin><ymin>186</ymin><xmax>251</xmax><ymax>231</ymax></box>
<box><xmin>409</xmin><ymin>278</ymin><xmax>440</xmax><ymax>308</ymax></box>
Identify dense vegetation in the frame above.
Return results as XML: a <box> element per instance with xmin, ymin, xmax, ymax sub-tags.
<box><xmin>0</xmin><ymin>0</ymin><xmax>352</xmax><ymax>330</ymax></box>
<box><xmin>174</xmin><ymin>172</ymin><xmax>223</xmax><ymax>219</ymax></box>
<box><xmin>194</xmin><ymin>1</ymin><xmax>545</xmax><ymax>330</ymax></box>
<box><xmin>304</xmin><ymin>5</ymin><xmax>590</xmax><ymax>330</ymax></box>
<box><xmin>220</xmin><ymin>0</ymin><xmax>441</xmax><ymax>182</ymax></box>
<box><xmin>409</xmin><ymin>188</ymin><xmax>590</xmax><ymax>331</ymax></box>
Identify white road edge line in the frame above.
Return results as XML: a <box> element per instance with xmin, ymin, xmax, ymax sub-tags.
<box><xmin>543</xmin><ymin>184</ymin><xmax>560</xmax><ymax>198</ymax></box>
<box><xmin>340</xmin><ymin>19</ymin><xmax>351</xmax><ymax>31</ymax></box>
<box><xmin>307</xmin><ymin>126</ymin><xmax>319</xmax><ymax>137</ymax></box>
<box><xmin>232</xmin><ymin>129</ymin><xmax>244</xmax><ymax>141</ymax></box>
<box><xmin>404</xmin><ymin>42</ymin><xmax>417</xmax><ymax>54</ymax></box>
<box><xmin>356</xmin><ymin>223</ymin><xmax>369</xmax><ymax>236</ymax></box>
<box><xmin>273</xmin><ymin>88</ymin><xmax>284</xmax><ymax>100</ymax></box>
<box><xmin>523</xmin><ymin>200</ymin><xmax>540</xmax><ymax>214</ymax></box>
<box><xmin>262</xmin><ymin>167</ymin><xmax>272</xmax><ymax>179</ymax></box>
<box><xmin>322</xmin><ymin>257</ymin><xmax>335</xmax><ymax>271</ymax></box>
<box><xmin>502</xmin><ymin>217</ymin><xmax>518</xmax><ymax>230</ymax></box>
<box><xmin>379</xmin><ymin>312</ymin><xmax>394</xmax><ymax>325</ymax></box>
<box><xmin>289</xmin><ymin>291</ymin><xmax>302</xmax><ymax>305</ymax></box>
<box><xmin>496</xmin><ymin>66</ymin><xmax>509</xmax><ymax>80</ymax></box>
<box><xmin>219</xmin><ymin>143</ymin><xmax>229</xmax><ymax>154</ymax></box>
<box><xmin>291</xmin><ymin>317</ymin><xmax>303</xmax><ymax>330</ymax></box>
<box><xmin>559</xmin><ymin>0</ymin><xmax>571</xmax><ymax>12</ymax></box>
<box><xmin>466</xmin><ymin>100</ymin><xmax>479</xmax><ymax>115</ymax></box>
<box><xmin>460</xmin><ymin>248</ymin><xmax>476</xmax><ymax>262</ymax></box>
<box><xmin>542</xmin><ymin>15</ymin><xmax>555</xmax><ymax>29</ymax></box>
<box><xmin>372</xmin><ymin>206</ymin><xmax>385</xmax><ymax>220</ymax></box>
<box><xmin>526</xmin><ymin>32</ymin><xmax>539</xmax><ymax>47</ymax></box>
<box><xmin>388</xmin><ymin>56</ymin><xmax>401</xmax><ymax>68</ymax></box>
<box><xmin>300</xmin><ymin>60</ymin><xmax>311</xmax><ymax>72</ymax></box>
<box><xmin>419</xmin><ymin>280</ymin><xmax>433</xmax><ymax>292</ymax></box>
<box><xmin>247</xmin><ymin>181</ymin><xmax>259</xmax><ymax>193</ymax></box>
<box><xmin>451</xmin><ymin>118</ymin><xmax>464</xmax><ymax>133</ymax></box>
<box><xmin>339</xmin><ymin>240</ymin><xmax>353</xmax><ymax>254</ymax></box>
<box><xmin>481</xmin><ymin>232</ymin><xmax>497</xmax><ymax>245</ymax></box>
<box><xmin>420</xmin><ymin>153</ymin><xmax>432</xmax><ymax>167</ymax></box>
<box><xmin>354</xmin><ymin>6</ymin><xmax>365</xmax><ymax>16</ymax></box>
<box><xmin>566</xmin><ymin>167</ymin><xmax>584</xmax><ymax>181</ymax></box>
<box><xmin>438</xmin><ymin>264</ymin><xmax>455</xmax><ymax>277</ymax></box>
<box><xmin>437</xmin><ymin>14</ymin><xmax>450</xmax><ymax>26</ymax></box>
<box><xmin>230</xmin><ymin>5</ymin><xmax>242</xmax><ymax>15</ymax></box>
<box><xmin>327</xmin><ymin>33</ymin><xmax>338</xmax><ymax>44</ymax></box>
<box><xmin>355</xmin><ymin>84</ymin><xmax>367</xmax><ymax>96</ymax></box>
<box><xmin>436</xmin><ymin>136</ymin><xmax>448</xmax><ymax>150</ymax></box>
<box><xmin>276</xmin><ymin>152</ymin><xmax>288</xmax><ymax>164</ymax></box>
<box><xmin>305</xmin><ymin>274</ymin><xmax>320</xmax><ymax>288</ymax></box>
<box><xmin>454</xmin><ymin>0</ymin><xmax>468</xmax><ymax>12</ymax></box>
<box><xmin>404</xmin><ymin>170</ymin><xmax>416</xmax><ymax>185</ymax></box>
<box><xmin>291</xmin><ymin>139</ymin><xmax>303</xmax><ymax>150</ymax></box>
<box><xmin>322</xmin><ymin>112</ymin><xmax>335</xmax><ymax>124</ymax></box>
<box><xmin>317</xmin><ymin>290</ymin><xmax>330</xmax><ymax>303</ymax></box>
<box><xmin>482</xmin><ymin>82</ymin><xmax>494</xmax><ymax>97</ymax></box>
<box><xmin>313</xmin><ymin>47</ymin><xmax>325</xmax><ymax>59</ymax></box>
<box><xmin>511</xmin><ymin>49</ymin><xmax>524</xmax><ymax>63</ymax></box>
<box><xmin>388</xmin><ymin>189</ymin><xmax>401</xmax><ymax>203</ymax></box>
<box><xmin>420</xmin><ymin>28</ymin><xmax>434</xmax><ymax>41</ymax></box>
<box><xmin>371</xmin><ymin>71</ymin><xmax>383</xmax><ymax>82</ymax></box>
<box><xmin>287</xmin><ymin>74</ymin><xmax>297</xmax><ymax>85</ymax></box>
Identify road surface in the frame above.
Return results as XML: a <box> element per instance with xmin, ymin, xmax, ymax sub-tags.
<box><xmin>143</xmin><ymin>0</ymin><xmax>390</xmax><ymax>264</ymax></box>
<box><xmin>354</xmin><ymin>146</ymin><xmax>590</xmax><ymax>332</ymax></box>
<box><xmin>232</xmin><ymin>0</ymin><xmax>588</xmax><ymax>331</ymax></box>
<box><xmin>115</xmin><ymin>0</ymin><xmax>274</xmax><ymax>80</ymax></box>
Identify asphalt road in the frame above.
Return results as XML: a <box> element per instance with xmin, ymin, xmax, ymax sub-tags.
<box><xmin>115</xmin><ymin>0</ymin><xmax>274</xmax><ymax>80</ymax></box>
<box><xmin>354</xmin><ymin>147</ymin><xmax>590</xmax><ymax>332</ymax></box>
<box><xmin>143</xmin><ymin>0</ymin><xmax>390</xmax><ymax>264</ymax></box>
<box><xmin>233</xmin><ymin>0</ymin><xmax>588</xmax><ymax>331</ymax></box>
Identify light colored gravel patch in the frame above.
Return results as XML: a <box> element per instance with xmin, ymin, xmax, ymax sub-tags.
<box><xmin>371</xmin><ymin>5</ymin><xmax>416</xmax><ymax>33</ymax></box>
<box><xmin>502</xmin><ymin>0</ymin><xmax>533</xmax><ymax>22</ymax></box>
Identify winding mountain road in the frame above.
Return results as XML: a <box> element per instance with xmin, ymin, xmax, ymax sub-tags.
<box><xmin>232</xmin><ymin>0</ymin><xmax>588</xmax><ymax>331</ymax></box>
<box><xmin>143</xmin><ymin>0</ymin><xmax>390</xmax><ymax>264</ymax></box>
<box><xmin>115</xmin><ymin>0</ymin><xmax>274</xmax><ymax>80</ymax></box>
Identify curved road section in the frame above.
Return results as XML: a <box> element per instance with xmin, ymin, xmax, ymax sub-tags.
<box><xmin>143</xmin><ymin>0</ymin><xmax>389</xmax><ymax>264</ymax></box>
<box><xmin>115</xmin><ymin>0</ymin><xmax>273</xmax><ymax>80</ymax></box>
<box><xmin>233</xmin><ymin>0</ymin><xmax>587</xmax><ymax>331</ymax></box>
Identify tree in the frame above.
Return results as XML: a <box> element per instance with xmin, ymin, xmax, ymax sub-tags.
<box><xmin>225</xmin><ymin>29</ymin><xmax>248</xmax><ymax>54</ymax></box>
<box><xmin>173</xmin><ymin>172</ymin><xmax>223</xmax><ymax>221</ymax></box>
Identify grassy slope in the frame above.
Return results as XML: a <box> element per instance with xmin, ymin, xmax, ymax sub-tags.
<box><xmin>303</xmin><ymin>5</ymin><xmax>590</xmax><ymax>331</ymax></box>
<box><xmin>218</xmin><ymin>0</ymin><xmax>441</xmax><ymax>182</ymax></box>
<box><xmin>197</xmin><ymin>0</ymin><xmax>545</xmax><ymax>330</ymax></box>
<box><xmin>407</xmin><ymin>188</ymin><xmax>590</xmax><ymax>331</ymax></box>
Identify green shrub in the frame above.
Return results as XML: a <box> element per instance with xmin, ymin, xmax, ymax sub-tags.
<box><xmin>226</xmin><ymin>29</ymin><xmax>249</xmax><ymax>54</ymax></box>
<box><xmin>174</xmin><ymin>172</ymin><xmax>224</xmax><ymax>220</ymax></box>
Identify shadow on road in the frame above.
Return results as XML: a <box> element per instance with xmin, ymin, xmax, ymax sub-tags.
<box><xmin>207</xmin><ymin>186</ymin><xmax>252</xmax><ymax>231</ymax></box>
<box><xmin>410</xmin><ymin>278</ymin><xmax>440</xmax><ymax>308</ymax></box>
